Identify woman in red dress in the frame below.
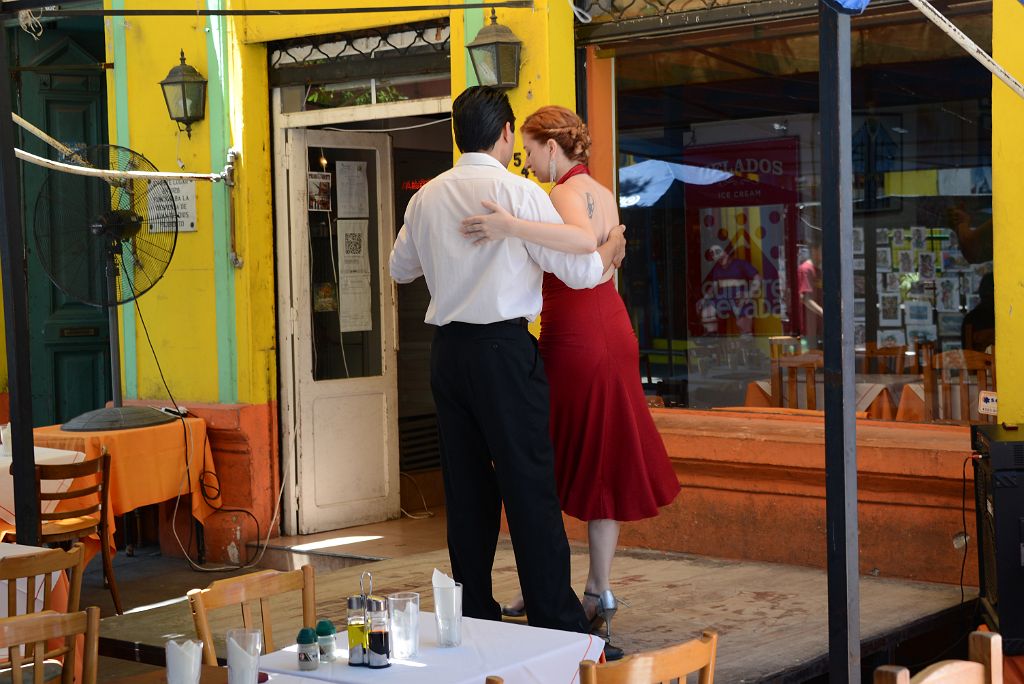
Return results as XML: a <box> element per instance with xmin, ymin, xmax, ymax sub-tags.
<box><xmin>461</xmin><ymin>106</ymin><xmax>679</xmax><ymax>645</ymax></box>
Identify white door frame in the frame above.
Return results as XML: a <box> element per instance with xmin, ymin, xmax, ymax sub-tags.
<box><xmin>273</xmin><ymin>91</ymin><xmax>452</xmax><ymax>534</ymax></box>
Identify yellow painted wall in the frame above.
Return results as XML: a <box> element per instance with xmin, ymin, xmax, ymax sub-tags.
<box><xmin>450</xmin><ymin>0</ymin><xmax>577</xmax><ymax>167</ymax></box>
<box><xmin>106</xmin><ymin>1</ymin><xmax>220</xmax><ymax>403</ymax></box>
<box><xmin>993</xmin><ymin>0</ymin><xmax>1024</xmax><ymax>423</ymax></box>
<box><xmin>0</xmin><ymin>0</ymin><xmax>575</xmax><ymax>410</ymax></box>
<box><xmin>0</xmin><ymin>1</ymin><xmax>576</xmax><ymax>408</ymax></box>
<box><xmin>226</xmin><ymin>34</ymin><xmax>276</xmax><ymax>406</ymax></box>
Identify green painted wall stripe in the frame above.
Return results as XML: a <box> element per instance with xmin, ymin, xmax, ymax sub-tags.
<box><xmin>207</xmin><ymin>0</ymin><xmax>238</xmax><ymax>404</ymax></box>
<box><xmin>111</xmin><ymin>0</ymin><xmax>137</xmax><ymax>399</ymax></box>
<box><xmin>464</xmin><ymin>4</ymin><xmax>483</xmax><ymax>87</ymax></box>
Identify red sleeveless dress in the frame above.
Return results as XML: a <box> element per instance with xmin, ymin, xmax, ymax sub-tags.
<box><xmin>539</xmin><ymin>166</ymin><xmax>680</xmax><ymax>522</ymax></box>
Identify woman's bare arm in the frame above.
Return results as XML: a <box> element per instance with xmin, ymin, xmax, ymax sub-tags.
<box><xmin>461</xmin><ymin>199</ymin><xmax>597</xmax><ymax>253</ymax></box>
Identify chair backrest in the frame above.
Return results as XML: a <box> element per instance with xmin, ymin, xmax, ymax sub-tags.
<box><xmin>0</xmin><ymin>607</ymin><xmax>99</xmax><ymax>684</ymax></box>
<box><xmin>863</xmin><ymin>342</ymin><xmax>907</xmax><ymax>374</ymax></box>
<box><xmin>580</xmin><ymin>629</ymin><xmax>718</xmax><ymax>684</ymax></box>
<box><xmin>914</xmin><ymin>340</ymin><xmax>936</xmax><ymax>375</ymax></box>
<box><xmin>924</xmin><ymin>350</ymin><xmax>996</xmax><ymax>424</ymax></box>
<box><xmin>34</xmin><ymin>453</ymin><xmax>110</xmax><ymax>541</ymax></box>
<box><xmin>770</xmin><ymin>350</ymin><xmax>823</xmax><ymax>410</ymax></box>
<box><xmin>485</xmin><ymin>677</ymin><xmax>504</xmax><ymax>684</ymax></box>
<box><xmin>187</xmin><ymin>565</ymin><xmax>316</xmax><ymax>665</ymax></box>
<box><xmin>0</xmin><ymin>544</ymin><xmax>85</xmax><ymax>619</ymax></box>
<box><xmin>873</xmin><ymin>631</ymin><xmax>1002</xmax><ymax>684</ymax></box>
<box><xmin>768</xmin><ymin>336</ymin><xmax>802</xmax><ymax>407</ymax></box>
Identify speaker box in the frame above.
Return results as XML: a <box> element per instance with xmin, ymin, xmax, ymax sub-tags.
<box><xmin>972</xmin><ymin>424</ymin><xmax>1024</xmax><ymax>655</ymax></box>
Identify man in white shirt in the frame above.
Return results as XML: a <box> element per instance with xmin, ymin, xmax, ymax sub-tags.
<box><xmin>390</xmin><ymin>86</ymin><xmax>625</xmax><ymax>636</ymax></box>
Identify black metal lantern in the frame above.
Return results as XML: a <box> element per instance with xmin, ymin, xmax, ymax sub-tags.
<box><xmin>159</xmin><ymin>50</ymin><xmax>207</xmax><ymax>138</ymax></box>
<box><xmin>466</xmin><ymin>10</ymin><xmax>523</xmax><ymax>90</ymax></box>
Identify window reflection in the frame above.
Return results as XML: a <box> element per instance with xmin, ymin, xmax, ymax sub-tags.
<box><xmin>615</xmin><ymin>9</ymin><xmax>994</xmax><ymax>423</ymax></box>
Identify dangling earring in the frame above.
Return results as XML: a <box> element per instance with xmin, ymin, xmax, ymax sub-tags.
<box><xmin>549</xmin><ymin>157</ymin><xmax>557</xmax><ymax>183</ymax></box>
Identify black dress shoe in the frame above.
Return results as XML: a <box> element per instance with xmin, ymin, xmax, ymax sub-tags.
<box><xmin>603</xmin><ymin>642</ymin><xmax>625</xmax><ymax>661</ymax></box>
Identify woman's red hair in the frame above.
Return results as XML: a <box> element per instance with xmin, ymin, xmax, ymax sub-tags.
<box><xmin>520</xmin><ymin>106</ymin><xmax>591</xmax><ymax>164</ymax></box>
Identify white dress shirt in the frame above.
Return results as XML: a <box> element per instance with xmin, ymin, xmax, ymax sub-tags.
<box><xmin>389</xmin><ymin>152</ymin><xmax>604</xmax><ymax>326</ymax></box>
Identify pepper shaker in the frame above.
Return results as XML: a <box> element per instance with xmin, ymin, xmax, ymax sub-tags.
<box><xmin>316</xmin><ymin>619</ymin><xmax>337</xmax><ymax>663</ymax></box>
<box><xmin>296</xmin><ymin>627</ymin><xmax>319</xmax><ymax>671</ymax></box>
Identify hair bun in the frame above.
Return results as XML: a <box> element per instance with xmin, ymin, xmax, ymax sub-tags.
<box><xmin>573</xmin><ymin>123</ymin><xmax>592</xmax><ymax>162</ymax></box>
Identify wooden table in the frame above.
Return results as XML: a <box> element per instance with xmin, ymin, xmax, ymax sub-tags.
<box><xmin>31</xmin><ymin>417</ymin><xmax>222</xmax><ymax>560</ymax></box>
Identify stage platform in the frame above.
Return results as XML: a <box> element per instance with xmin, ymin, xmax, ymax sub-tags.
<box><xmin>98</xmin><ymin>541</ymin><xmax>970</xmax><ymax>682</ymax></box>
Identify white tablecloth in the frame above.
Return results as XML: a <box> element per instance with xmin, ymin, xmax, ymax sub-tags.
<box><xmin>259</xmin><ymin>613</ymin><xmax>604</xmax><ymax>684</ymax></box>
<box><xmin>755</xmin><ymin>378</ymin><xmax>884</xmax><ymax>412</ymax></box>
<box><xmin>0</xmin><ymin>447</ymin><xmax>85</xmax><ymax>525</ymax></box>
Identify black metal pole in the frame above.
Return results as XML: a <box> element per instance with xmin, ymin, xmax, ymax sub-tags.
<box><xmin>106</xmin><ymin>257</ymin><xmax>123</xmax><ymax>407</ymax></box>
<box><xmin>819</xmin><ymin>3</ymin><xmax>859</xmax><ymax>681</ymax></box>
<box><xmin>0</xmin><ymin>27</ymin><xmax>40</xmax><ymax>546</ymax></box>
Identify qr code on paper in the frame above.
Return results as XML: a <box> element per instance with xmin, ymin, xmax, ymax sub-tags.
<box><xmin>344</xmin><ymin>233</ymin><xmax>362</xmax><ymax>255</ymax></box>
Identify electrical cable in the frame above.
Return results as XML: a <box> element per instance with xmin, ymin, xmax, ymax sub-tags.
<box><xmin>123</xmin><ymin>261</ymin><xmax>285</xmax><ymax>572</ymax></box>
<box><xmin>323</xmin><ymin>117</ymin><xmax>451</xmax><ymax>134</ymax></box>
<box><xmin>902</xmin><ymin>455</ymin><xmax>980</xmax><ymax>671</ymax></box>
<box><xmin>399</xmin><ymin>472</ymin><xmax>434</xmax><ymax>520</ymax></box>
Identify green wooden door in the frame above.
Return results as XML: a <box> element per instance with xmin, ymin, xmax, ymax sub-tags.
<box><xmin>15</xmin><ymin>25</ymin><xmax>110</xmax><ymax>426</ymax></box>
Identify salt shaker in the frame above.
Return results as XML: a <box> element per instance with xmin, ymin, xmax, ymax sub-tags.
<box><xmin>296</xmin><ymin>627</ymin><xmax>319</xmax><ymax>671</ymax></box>
<box><xmin>347</xmin><ymin>594</ymin><xmax>368</xmax><ymax>666</ymax></box>
<box><xmin>366</xmin><ymin>596</ymin><xmax>391</xmax><ymax>669</ymax></box>
<box><xmin>316</xmin><ymin>619</ymin><xmax>337</xmax><ymax>663</ymax></box>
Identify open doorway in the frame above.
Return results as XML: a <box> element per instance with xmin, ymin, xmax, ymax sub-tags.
<box><xmin>391</xmin><ymin>124</ymin><xmax>453</xmax><ymax>477</ymax></box>
<box><xmin>273</xmin><ymin>97</ymin><xmax>452</xmax><ymax>534</ymax></box>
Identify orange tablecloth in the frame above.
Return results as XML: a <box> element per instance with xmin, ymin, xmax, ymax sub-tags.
<box><xmin>745</xmin><ymin>380</ymin><xmax>896</xmax><ymax>420</ymax></box>
<box><xmin>3</xmin><ymin>417</ymin><xmax>223</xmax><ymax>562</ymax></box>
<box><xmin>895</xmin><ymin>384</ymin><xmax>926</xmax><ymax>422</ymax></box>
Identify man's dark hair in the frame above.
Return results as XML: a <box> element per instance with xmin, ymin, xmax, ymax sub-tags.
<box><xmin>452</xmin><ymin>86</ymin><xmax>515</xmax><ymax>153</ymax></box>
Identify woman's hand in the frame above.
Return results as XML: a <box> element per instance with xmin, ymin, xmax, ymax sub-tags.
<box><xmin>461</xmin><ymin>200</ymin><xmax>518</xmax><ymax>244</ymax></box>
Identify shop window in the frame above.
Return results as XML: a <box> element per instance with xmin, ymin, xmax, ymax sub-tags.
<box><xmin>614</xmin><ymin>7</ymin><xmax>995</xmax><ymax>424</ymax></box>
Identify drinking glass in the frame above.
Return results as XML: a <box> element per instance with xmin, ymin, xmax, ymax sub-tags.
<box><xmin>432</xmin><ymin>582</ymin><xmax>462</xmax><ymax>648</ymax></box>
<box><xmin>388</xmin><ymin>591</ymin><xmax>420</xmax><ymax>659</ymax></box>
<box><xmin>226</xmin><ymin>628</ymin><xmax>262</xmax><ymax>684</ymax></box>
<box><xmin>165</xmin><ymin>638</ymin><xmax>203</xmax><ymax>684</ymax></box>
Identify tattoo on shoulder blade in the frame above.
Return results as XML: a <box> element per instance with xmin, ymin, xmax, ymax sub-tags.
<box><xmin>585</xmin><ymin>192</ymin><xmax>595</xmax><ymax>219</ymax></box>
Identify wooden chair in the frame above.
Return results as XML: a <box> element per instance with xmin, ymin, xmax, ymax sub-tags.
<box><xmin>874</xmin><ymin>631</ymin><xmax>1002</xmax><ymax>683</ymax></box>
<box><xmin>923</xmin><ymin>350</ymin><xmax>995</xmax><ymax>424</ymax></box>
<box><xmin>862</xmin><ymin>342</ymin><xmax>907</xmax><ymax>374</ymax></box>
<box><xmin>0</xmin><ymin>546</ymin><xmax>86</xmax><ymax>684</ymax></box>
<box><xmin>768</xmin><ymin>336</ymin><xmax>802</xmax><ymax>404</ymax></box>
<box><xmin>0</xmin><ymin>544</ymin><xmax>85</xmax><ymax>619</ymax></box>
<box><xmin>0</xmin><ymin>607</ymin><xmax>99</xmax><ymax>684</ymax></box>
<box><xmin>770</xmin><ymin>350</ymin><xmax>824</xmax><ymax>410</ymax></box>
<box><xmin>187</xmin><ymin>565</ymin><xmax>316</xmax><ymax>665</ymax></box>
<box><xmin>13</xmin><ymin>452</ymin><xmax>121</xmax><ymax>615</ymax></box>
<box><xmin>914</xmin><ymin>340</ymin><xmax>936</xmax><ymax>375</ymax></box>
<box><xmin>580</xmin><ymin>629</ymin><xmax>718</xmax><ymax>684</ymax></box>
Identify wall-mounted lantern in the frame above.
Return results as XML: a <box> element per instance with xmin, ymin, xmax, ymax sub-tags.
<box><xmin>466</xmin><ymin>10</ymin><xmax>523</xmax><ymax>90</ymax></box>
<box><xmin>159</xmin><ymin>50</ymin><xmax>207</xmax><ymax>138</ymax></box>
